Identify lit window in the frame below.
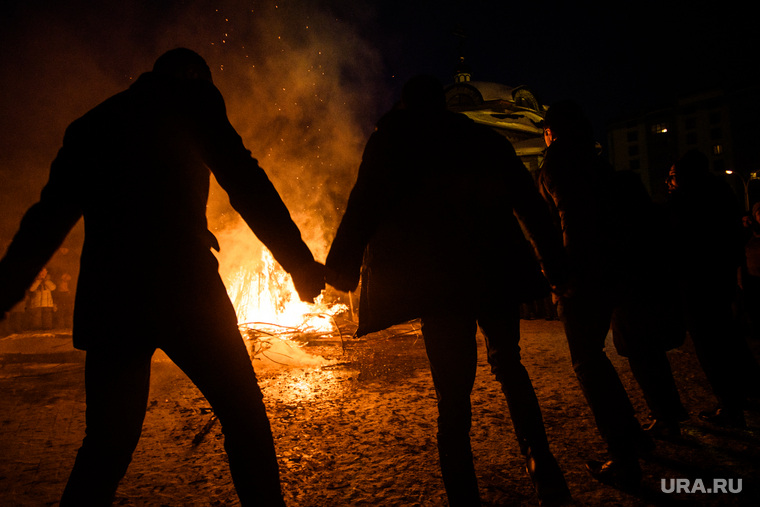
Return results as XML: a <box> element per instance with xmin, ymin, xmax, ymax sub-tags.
<box><xmin>713</xmin><ymin>144</ymin><xmax>723</xmax><ymax>155</ymax></box>
<box><xmin>652</xmin><ymin>123</ymin><xmax>668</xmax><ymax>134</ymax></box>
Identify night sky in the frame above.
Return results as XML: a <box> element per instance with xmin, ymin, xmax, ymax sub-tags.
<box><xmin>0</xmin><ymin>0</ymin><xmax>755</xmax><ymax>255</ymax></box>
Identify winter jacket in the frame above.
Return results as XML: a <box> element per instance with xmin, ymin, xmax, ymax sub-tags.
<box><xmin>536</xmin><ymin>137</ymin><xmax>617</xmax><ymax>292</ymax></box>
<box><xmin>0</xmin><ymin>72</ymin><xmax>315</xmax><ymax>349</ymax></box>
<box><xmin>537</xmin><ymin>136</ymin><xmax>685</xmax><ymax>353</ymax></box>
<box><xmin>326</xmin><ymin>108</ymin><xmax>567</xmax><ymax>336</ymax></box>
<box><xmin>29</xmin><ymin>278</ymin><xmax>56</xmax><ymax>309</ymax></box>
<box><xmin>667</xmin><ymin>172</ymin><xmax>745</xmax><ymax>302</ymax></box>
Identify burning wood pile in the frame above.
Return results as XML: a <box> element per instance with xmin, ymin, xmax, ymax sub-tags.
<box><xmin>225</xmin><ymin>249</ymin><xmax>352</xmax><ymax>365</ymax></box>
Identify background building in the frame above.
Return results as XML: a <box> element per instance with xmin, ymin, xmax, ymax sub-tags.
<box><xmin>444</xmin><ymin>58</ymin><xmax>547</xmax><ymax>173</ymax></box>
<box><xmin>607</xmin><ymin>85</ymin><xmax>760</xmax><ymax>207</ymax></box>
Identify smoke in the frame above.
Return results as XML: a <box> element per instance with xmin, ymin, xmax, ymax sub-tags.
<box><xmin>0</xmin><ymin>0</ymin><xmax>392</xmax><ymax>282</ymax></box>
<box><xmin>199</xmin><ymin>2</ymin><xmax>390</xmax><ymax>263</ymax></box>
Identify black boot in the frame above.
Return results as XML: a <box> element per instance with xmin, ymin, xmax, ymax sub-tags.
<box><xmin>643</xmin><ymin>418</ymin><xmax>681</xmax><ymax>439</ymax></box>
<box><xmin>525</xmin><ymin>449</ymin><xmax>572</xmax><ymax>506</ymax></box>
<box><xmin>585</xmin><ymin>458</ymin><xmax>641</xmax><ymax>490</ymax></box>
<box><xmin>698</xmin><ymin>407</ymin><xmax>747</xmax><ymax>428</ymax></box>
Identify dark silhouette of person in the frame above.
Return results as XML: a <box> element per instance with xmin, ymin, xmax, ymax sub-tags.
<box><xmin>604</xmin><ymin>172</ymin><xmax>689</xmax><ymax>440</ymax></box>
<box><xmin>28</xmin><ymin>267</ymin><xmax>56</xmax><ymax>329</ymax></box>
<box><xmin>740</xmin><ymin>202</ymin><xmax>760</xmax><ymax>341</ymax></box>
<box><xmin>326</xmin><ymin>75</ymin><xmax>572</xmax><ymax>506</ymax></box>
<box><xmin>666</xmin><ymin>149</ymin><xmax>760</xmax><ymax>428</ymax></box>
<box><xmin>536</xmin><ymin>100</ymin><xmax>687</xmax><ymax>488</ymax></box>
<box><xmin>0</xmin><ymin>48</ymin><xmax>325</xmax><ymax>506</ymax></box>
<box><xmin>54</xmin><ymin>271</ymin><xmax>74</xmax><ymax>329</ymax></box>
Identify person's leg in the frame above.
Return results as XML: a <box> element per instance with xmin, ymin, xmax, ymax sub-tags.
<box><xmin>29</xmin><ymin>307</ymin><xmax>42</xmax><ymax>330</ymax></box>
<box><xmin>42</xmin><ymin>306</ymin><xmax>54</xmax><ymax>329</ymax></box>
<box><xmin>610</xmin><ymin>292</ymin><xmax>688</xmax><ymax>437</ymax></box>
<box><xmin>421</xmin><ymin>314</ymin><xmax>480</xmax><ymax>506</ymax></box>
<box><xmin>161</xmin><ymin>284</ymin><xmax>284</xmax><ymax>507</ymax></box>
<box><xmin>60</xmin><ymin>346</ymin><xmax>154</xmax><ymax>506</ymax></box>
<box><xmin>626</xmin><ymin>350</ymin><xmax>688</xmax><ymax>434</ymax></box>
<box><xmin>479</xmin><ymin>303</ymin><xmax>571</xmax><ymax>504</ymax></box>
<box><xmin>560</xmin><ymin>294</ymin><xmax>645</xmax><ymax>462</ymax></box>
<box><xmin>686</xmin><ymin>298</ymin><xmax>748</xmax><ymax>426</ymax></box>
<box><xmin>479</xmin><ymin>304</ymin><xmax>548</xmax><ymax>454</ymax></box>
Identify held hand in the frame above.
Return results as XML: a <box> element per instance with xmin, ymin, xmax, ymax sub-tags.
<box><xmin>290</xmin><ymin>260</ymin><xmax>326</xmax><ymax>303</ymax></box>
<box><xmin>325</xmin><ymin>266</ymin><xmax>359</xmax><ymax>293</ymax></box>
<box><xmin>551</xmin><ymin>283</ymin><xmax>573</xmax><ymax>304</ymax></box>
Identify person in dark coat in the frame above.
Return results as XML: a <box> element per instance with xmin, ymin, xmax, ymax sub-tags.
<box><xmin>326</xmin><ymin>75</ymin><xmax>572</xmax><ymax>506</ymax></box>
<box><xmin>536</xmin><ymin>100</ymin><xmax>687</xmax><ymax>488</ymax></box>
<box><xmin>740</xmin><ymin>202</ymin><xmax>760</xmax><ymax>341</ymax></box>
<box><xmin>666</xmin><ymin>149</ymin><xmax>759</xmax><ymax>428</ymax></box>
<box><xmin>0</xmin><ymin>48</ymin><xmax>324</xmax><ymax>506</ymax></box>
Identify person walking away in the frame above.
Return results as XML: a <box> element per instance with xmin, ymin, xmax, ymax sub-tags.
<box><xmin>0</xmin><ymin>48</ymin><xmax>325</xmax><ymax>506</ymax></box>
<box><xmin>326</xmin><ymin>75</ymin><xmax>572</xmax><ymax>506</ymax></box>
<box><xmin>666</xmin><ymin>150</ymin><xmax>760</xmax><ymax>428</ymax></box>
<box><xmin>536</xmin><ymin>100</ymin><xmax>687</xmax><ymax>488</ymax></box>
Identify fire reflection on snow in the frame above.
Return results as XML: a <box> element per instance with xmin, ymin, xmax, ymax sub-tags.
<box><xmin>239</xmin><ymin>316</ymin><xmax>353</xmax><ymax>368</ymax></box>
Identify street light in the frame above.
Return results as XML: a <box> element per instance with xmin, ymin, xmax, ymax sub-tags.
<box><xmin>725</xmin><ymin>170</ymin><xmax>759</xmax><ymax>211</ymax></box>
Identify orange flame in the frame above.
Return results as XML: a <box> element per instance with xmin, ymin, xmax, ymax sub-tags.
<box><xmin>226</xmin><ymin>249</ymin><xmax>346</xmax><ymax>334</ymax></box>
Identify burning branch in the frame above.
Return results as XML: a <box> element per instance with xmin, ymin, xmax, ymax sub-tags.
<box><xmin>239</xmin><ymin>311</ymin><xmax>355</xmax><ymax>362</ymax></box>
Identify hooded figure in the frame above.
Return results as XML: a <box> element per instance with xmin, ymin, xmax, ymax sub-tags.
<box><xmin>667</xmin><ymin>149</ymin><xmax>759</xmax><ymax>428</ymax></box>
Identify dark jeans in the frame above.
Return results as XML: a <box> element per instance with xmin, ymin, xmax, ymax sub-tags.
<box><xmin>610</xmin><ymin>288</ymin><xmax>688</xmax><ymax>424</ymax></box>
<box><xmin>29</xmin><ymin>306</ymin><xmax>54</xmax><ymax>329</ymax></box>
<box><xmin>558</xmin><ymin>293</ymin><xmax>646</xmax><ymax>461</ymax></box>
<box><xmin>684</xmin><ymin>294</ymin><xmax>755</xmax><ymax>411</ymax></box>
<box><xmin>422</xmin><ymin>304</ymin><xmax>553</xmax><ymax>506</ymax></box>
<box><xmin>60</xmin><ymin>275</ymin><xmax>285</xmax><ymax>506</ymax></box>
<box><xmin>627</xmin><ymin>351</ymin><xmax>688</xmax><ymax>423</ymax></box>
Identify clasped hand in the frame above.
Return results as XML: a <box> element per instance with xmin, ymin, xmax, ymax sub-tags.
<box><xmin>290</xmin><ymin>260</ymin><xmax>326</xmax><ymax>303</ymax></box>
<box><xmin>291</xmin><ymin>261</ymin><xmax>360</xmax><ymax>303</ymax></box>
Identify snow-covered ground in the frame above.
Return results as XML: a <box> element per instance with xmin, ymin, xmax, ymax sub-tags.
<box><xmin>1</xmin><ymin>319</ymin><xmax>758</xmax><ymax>506</ymax></box>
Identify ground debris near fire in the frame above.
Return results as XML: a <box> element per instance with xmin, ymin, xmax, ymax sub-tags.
<box><xmin>1</xmin><ymin>320</ymin><xmax>759</xmax><ymax>506</ymax></box>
